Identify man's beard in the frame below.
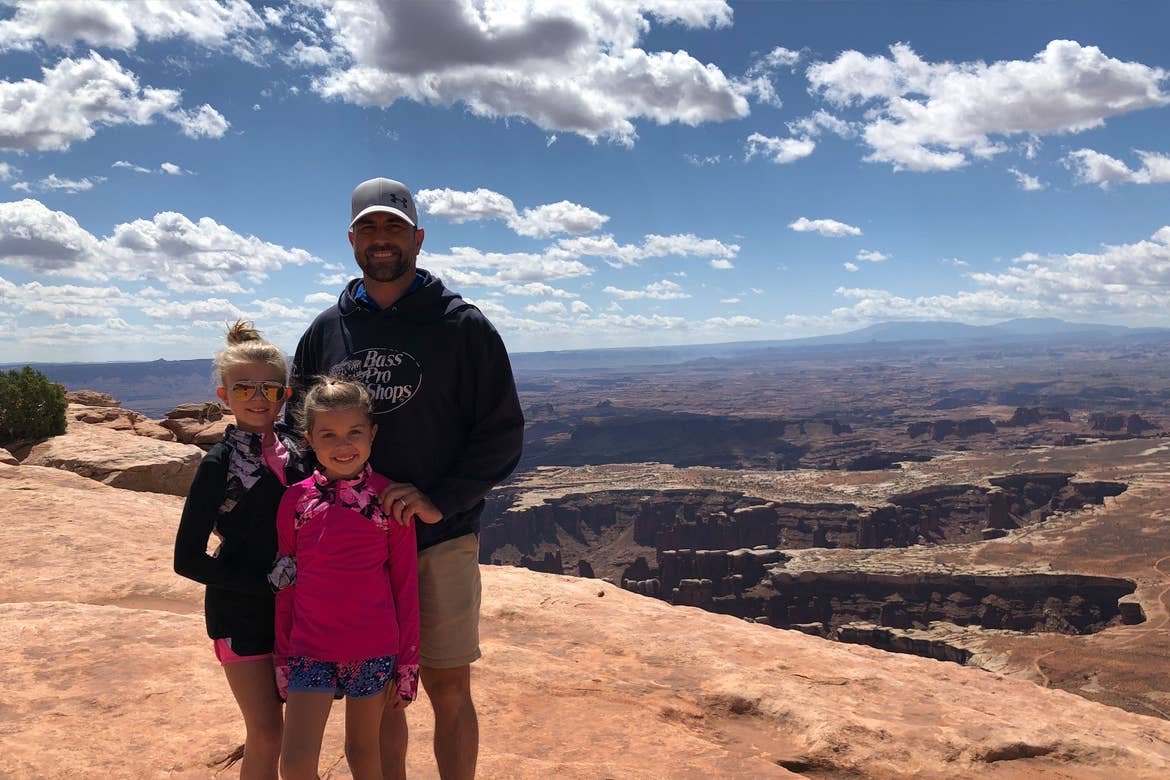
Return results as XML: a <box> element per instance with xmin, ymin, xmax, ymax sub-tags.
<box><xmin>356</xmin><ymin>244</ymin><xmax>413</xmax><ymax>283</ymax></box>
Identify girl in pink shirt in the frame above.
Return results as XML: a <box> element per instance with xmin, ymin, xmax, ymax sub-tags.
<box><xmin>270</xmin><ymin>378</ymin><xmax>419</xmax><ymax>780</ymax></box>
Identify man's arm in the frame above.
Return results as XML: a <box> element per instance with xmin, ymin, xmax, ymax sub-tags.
<box><xmin>427</xmin><ymin>320</ymin><xmax>524</xmax><ymax>518</ymax></box>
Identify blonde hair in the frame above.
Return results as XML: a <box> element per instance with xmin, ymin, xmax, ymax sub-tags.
<box><xmin>298</xmin><ymin>376</ymin><xmax>373</xmax><ymax>434</ymax></box>
<box><xmin>213</xmin><ymin>320</ymin><xmax>288</xmax><ymax>383</ymax></box>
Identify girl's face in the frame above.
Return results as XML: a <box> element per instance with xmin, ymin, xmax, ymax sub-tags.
<box><xmin>305</xmin><ymin>407</ymin><xmax>377</xmax><ymax>480</ymax></box>
<box><xmin>215</xmin><ymin>361</ymin><xmax>289</xmax><ymax>434</ymax></box>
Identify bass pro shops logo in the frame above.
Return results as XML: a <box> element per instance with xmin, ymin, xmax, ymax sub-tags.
<box><xmin>328</xmin><ymin>348</ymin><xmax>421</xmax><ymax>414</ymax></box>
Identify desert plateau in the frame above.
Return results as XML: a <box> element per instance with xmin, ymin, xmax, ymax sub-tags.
<box><xmin>4</xmin><ymin>324</ymin><xmax>1170</xmax><ymax>777</ymax></box>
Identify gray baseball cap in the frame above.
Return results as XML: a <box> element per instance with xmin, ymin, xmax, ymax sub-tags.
<box><xmin>349</xmin><ymin>177</ymin><xmax>418</xmax><ymax>228</ymax></box>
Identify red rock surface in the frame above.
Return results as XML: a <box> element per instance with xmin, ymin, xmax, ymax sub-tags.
<box><xmin>20</xmin><ymin>419</ymin><xmax>202</xmax><ymax>496</ymax></box>
<box><xmin>3</xmin><ymin>461</ymin><xmax>1170</xmax><ymax>778</ymax></box>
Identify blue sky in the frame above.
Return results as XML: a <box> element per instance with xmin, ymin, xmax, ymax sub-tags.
<box><xmin>1</xmin><ymin>0</ymin><xmax>1168</xmax><ymax>362</ymax></box>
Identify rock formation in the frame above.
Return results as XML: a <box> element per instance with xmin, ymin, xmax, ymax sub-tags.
<box><xmin>21</xmin><ymin>420</ymin><xmax>203</xmax><ymax>496</ymax></box>
<box><xmin>3</xmin><ymin>462</ymin><xmax>1170</xmax><ymax>778</ymax></box>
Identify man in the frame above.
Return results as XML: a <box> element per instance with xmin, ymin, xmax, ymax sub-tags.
<box><xmin>287</xmin><ymin>177</ymin><xmax>525</xmax><ymax>779</ymax></box>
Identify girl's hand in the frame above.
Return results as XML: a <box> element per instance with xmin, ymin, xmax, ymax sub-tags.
<box><xmin>379</xmin><ymin>482</ymin><xmax>442</xmax><ymax>526</ymax></box>
<box><xmin>387</xmin><ymin>691</ymin><xmax>412</xmax><ymax>710</ymax></box>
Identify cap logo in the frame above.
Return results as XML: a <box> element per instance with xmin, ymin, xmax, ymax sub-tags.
<box><xmin>384</xmin><ymin>193</ymin><xmax>411</xmax><ymax>208</ymax></box>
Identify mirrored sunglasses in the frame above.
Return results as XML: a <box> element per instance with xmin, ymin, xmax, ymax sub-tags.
<box><xmin>230</xmin><ymin>381</ymin><xmax>288</xmax><ymax>403</ymax></box>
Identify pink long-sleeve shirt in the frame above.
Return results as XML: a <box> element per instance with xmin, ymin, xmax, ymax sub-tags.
<box><xmin>274</xmin><ymin>468</ymin><xmax>419</xmax><ymax>700</ymax></box>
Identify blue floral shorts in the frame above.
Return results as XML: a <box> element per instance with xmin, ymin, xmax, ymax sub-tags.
<box><xmin>286</xmin><ymin>654</ymin><xmax>397</xmax><ymax>699</ymax></box>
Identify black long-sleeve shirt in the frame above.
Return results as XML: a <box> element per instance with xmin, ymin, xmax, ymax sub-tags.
<box><xmin>173</xmin><ymin>443</ymin><xmax>305</xmax><ymax>655</ymax></box>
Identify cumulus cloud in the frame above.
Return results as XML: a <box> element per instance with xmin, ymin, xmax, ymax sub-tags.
<box><xmin>304</xmin><ymin>291</ymin><xmax>337</xmax><ymax>305</ymax></box>
<box><xmin>1065</xmin><ymin>149</ymin><xmax>1170</xmax><ymax>188</ymax></box>
<box><xmin>1007</xmin><ymin>167</ymin><xmax>1045</xmax><ymax>191</ymax></box>
<box><xmin>502</xmin><ymin>282</ymin><xmax>577</xmax><ymax>298</ymax></box>
<box><xmin>309</xmin><ymin>0</ymin><xmax>746</xmax><ymax>145</ymax></box>
<box><xmin>603</xmin><ymin>279</ymin><xmax>690</xmax><ymax>300</ymax></box>
<box><xmin>789</xmin><ymin>217</ymin><xmax>862</xmax><ymax>237</ymax></box>
<box><xmin>843</xmin><ymin>262</ymin><xmax>859</xmax><ymax>272</ymax></box>
<box><xmin>744</xmin><ymin>132</ymin><xmax>816</xmax><ymax>164</ymax></box>
<box><xmin>416</xmin><ymin>187</ymin><xmax>609</xmax><ymax>238</ymax></box>
<box><xmin>720</xmin><ymin>297</ymin><xmax>740</xmax><ymax>304</ymax></box>
<box><xmin>555</xmin><ymin>232</ymin><xmax>739</xmax><ymax>268</ymax></box>
<box><xmin>807</xmin><ymin>40</ymin><xmax>1169</xmax><ymax>172</ymax></box>
<box><xmin>0</xmin><ymin>0</ymin><xmax>267</xmax><ymax>57</ymax></box>
<box><xmin>0</xmin><ymin>198</ymin><xmax>324</xmax><ymax>293</ymax></box>
<box><xmin>0</xmin><ymin>274</ymin><xmax>144</xmax><ymax>319</ymax></box>
<box><xmin>787</xmin><ymin>226</ymin><xmax>1170</xmax><ymax>332</ymax></box>
<box><xmin>856</xmin><ymin>249</ymin><xmax>888</xmax><ymax>262</ymax></box>
<box><xmin>0</xmin><ymin>162</ymin><xmax>15</xmax><ymax>180</ymax></box>
<box><xmin>0</xmin><ymin>52</ymin><xmax>230</xmax><ymax>151</ymax></box>
<box><xmin>570</xmin><ymin>300</ymin><xmax>592</xmax><ymax>314</ymax></box>
<box><xmin>525</xmin><ymin>300</ymin><xmax>567</xmax><ymax>315</ymax></box>
<box><xmin>29</xmin><ymin>174</ymin><xmax>105</xmax><ymax>193</ymax></box>
<box><xmin>421</xmin><ymin>245</ymin><xmax>593</xmax><ymax>289</ymax></box>
<box><xmin>709</xmin><ymin>258</ymin><xmax>733</xmax><ymax>269</ymax></box>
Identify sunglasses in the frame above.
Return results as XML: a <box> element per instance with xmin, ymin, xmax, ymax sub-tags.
<box><xmin>229</xmin><ymin>381</ymin><xmax>289</xmax><ymax>403</ymax></box>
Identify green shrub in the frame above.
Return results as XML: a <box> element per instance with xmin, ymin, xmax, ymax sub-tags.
<box><xmin>0</xmin><ymin>366</ymin><xmax>67</xmax><ymax>445</ymax></box>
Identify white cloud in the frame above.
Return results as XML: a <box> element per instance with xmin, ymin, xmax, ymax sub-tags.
<box><xmin>0</xmin><ymin>52</ymin><xmax>229</xmax><ymax>151</ymax></box>
<box><xmin>843</xmin><ymin>262</ymin><xmax>860</xmax><ymax>272</ymax></box>
<box><xmin>416</xmin><ymin>187</ymin><xmax>516</xmax><ymax>223</ymax></box>
<box><xmin>570</xmin><ymin>300</ymin><xmax>592</xmax><ymax>314</ymax></box>
<box><xmin>304</xmin><ymin>292</ymin><xmax>337</xmax><ymax>305</ymax></box>
<box><xmin>511</xmin><ymin>201</ymin><xmax>608</xmax><ymax>238</ymax></box>
<box><xmin>112</xmin><ymin>160</ymin><xmax>152</xmax><ymax>174</ymax></box>
<box><xmin>316</xmin><ymin>272</ymin><xmax>350</xmax><ymax>286</ymax></box>
<box><xmin>744</xmin><ymin>132</ymin><xmax>815</xmax><ymax>164</ymax></box>
<box><xmin>140</xmin><ymin>297</ymin><xmax>244</xmax><ymax>321</ymax></box>
<box><xmin>502</xmin><ymin>282</ymin><xmax>577</xmax><ymax>298</ymax></box>
<box><xmin>720</xmin><ymin>297</ymin><xmax>740</xmax><ymax>304</ymax></box>
<box><xmin>421</xmin><ymin>246</ymin><xmax>593</xmax><ymax>288</ymax></box>
<box><xmin>603</xmin><ymin>279</ymin><xmax>690</xmax><ymax>300</ymax></box>
<box><xmin>789</xmin><ymin>217</ymin><xmax>862</xmax><ymax>237</ymax></box>
<box><xmin>807</xmin><ymin>40</ymin><xmax>1170</xmax><ymax>172</ymax></box>
<box><xmin>684</xmin><ymin>153</ymin><xmax>722</xmax><ymax>166</ymax></box>
<box><xmin>160</xmin><ymin>162</ymin><xmax>184</xmax><ymax>175</ymax></box>
<box><xmin>170</xmin><ymin>104</ymin><xmax>230</xmax><ymax>139</ymax></box>
<box><xmin>416</xmin><ymin>187</ymin><xmax>608</xmax><ymax>238</ymax></box>
<box><xmin>750</xmin><ymin>46</ymin><xmax>802</xmax><ymax>71</ymax></box>
<box><xmin>0</xmin><ymin>162</ymin><xmax>15</xmax><ymax>180</ymax></box>
<box><xmin>310</xmin><ymin>0</ymin><xmax>746</xmax><ymax>145</ymax></box>
<box><xmin>943</xmin><ymin>258</ymin><xmax>969</xmax><ymax>267</ymax></box>
<box><xmin>0</xmin><ymin>198</ymin><xmax>324</xmax><ymax>293</ymax></box>
<box><xmin>786</xmin><ymin>110</ymin><xmax>854</xmax><ymax>139</ymax></box>
<box><xmin>709</xmin><ymin>258</ymin><xmax>733</xmax><ymax>269</ymax></box>
<box><xmin>1007</xmin><ymin>167</ymin><xmax>1045</xmax><ymax>191</ymax></box>
<box><xmin>856</xmin><ymin>249</ymin><xmax>888</xmax><ymax>262</ymax></box>
<box><xmin>702</xmin><ymin>315</ymin><xmax>762</xmax><ymax>328</ymax></box>
<box><xmin>786</xmin><ymin>226</ymin><xmax>1170</xmax><ymax>332</ymax></box>
<box><xmin>0</xmin><ymin>274</ymin><xmax>143</xmax><ymax>319</ymax></box>
<box><xmin>555</xmin><ymin>232</ymin><xmax>739</xmax><ymax>268</ymax></box>
<box><xmin>525</xmin><ymin>300</ymin><xmax>567</xmax><ymax>315</ymax></box>
<box><xmin>34</xmin><ymin>174</ymin><xmax>104</xmax><ymax>193</ymax></box>
<box><xmin>1065</xmin><ymin>149</ymin><xmax>1170</xmax><ymax>188</ymax></box>
<box><xmin>0</xmin><ymin>0</ymin><xmax>266</xmax><ymax>52</ymax></box>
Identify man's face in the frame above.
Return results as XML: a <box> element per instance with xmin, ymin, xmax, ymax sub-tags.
<box><xmin>348</xmin><ymin>211</ymin><xmax>425</xmax><ymax>284</ymax></box>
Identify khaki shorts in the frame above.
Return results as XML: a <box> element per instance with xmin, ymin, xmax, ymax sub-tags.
<box><xmin>418</xmin><ymin>532</ymin><xmax>482</xmax><ymax>668</ymax></box>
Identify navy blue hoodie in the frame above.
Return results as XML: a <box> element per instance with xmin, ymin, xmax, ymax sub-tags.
<box><xmin>286</xmin><ymin>270</ymin><xmax>524</xmax><ymax>551</ymax></box>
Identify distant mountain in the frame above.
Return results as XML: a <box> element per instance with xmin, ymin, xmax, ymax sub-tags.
<box><xmin>7</xmin><ymin>318</ymin><xmax>1169</xmax><ymax>404</ymax></box>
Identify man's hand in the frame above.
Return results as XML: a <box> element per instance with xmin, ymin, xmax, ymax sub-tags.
<box><xmin>379</xmin><ymin>482</ymin><xmax>442</xmax><ymax>526</ymax></box>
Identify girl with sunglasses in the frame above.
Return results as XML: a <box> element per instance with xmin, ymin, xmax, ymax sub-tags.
<box><xmin>174</xmin><ymin>320</ymin><xmax>308</xmax><ymax>780</ymax></box>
